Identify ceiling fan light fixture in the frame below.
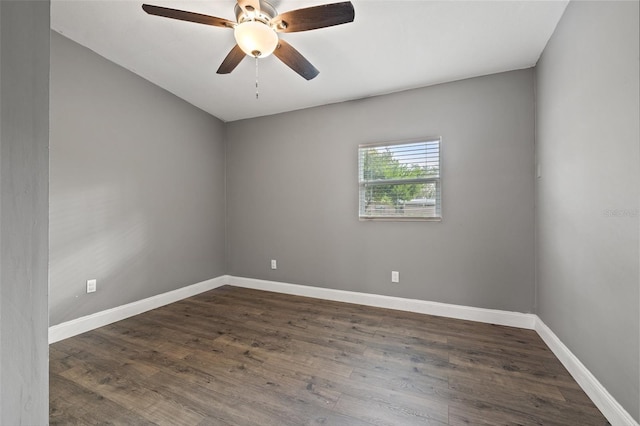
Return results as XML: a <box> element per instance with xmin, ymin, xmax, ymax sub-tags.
<box><xmin>234</xmin><ymin>21</ymin><xmax>278</xmax><ymax>58</ymax></box>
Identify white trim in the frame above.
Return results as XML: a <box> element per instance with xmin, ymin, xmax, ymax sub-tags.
<box><xmin>230</xmin><ymin>276</ymin><xmax>638</xmax><ymax>425</ymax></box>
<box><xmin>535</xmin><ymin>317</ymin><xmax>639</xmax><ymax>426</ymax></box>
<box><xmin>48</xmin><ymin>275</ymin><xmax>229</xmax><ymax>344</ymax></box>
<box><xmin>48</xmin><ymin>275</ymin><xmax>637</xmax><ymax>426</ymax></box>
<box><xmin>228</xmin><ymin>276</ymin><xmax>536</xmax><ymax>329</ymax></box>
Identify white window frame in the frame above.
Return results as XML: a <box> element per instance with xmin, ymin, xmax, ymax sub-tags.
<box><xmin>358</xmin><ymin>137</ymin><xmax>442</xmax><ymax>221</ymax></box>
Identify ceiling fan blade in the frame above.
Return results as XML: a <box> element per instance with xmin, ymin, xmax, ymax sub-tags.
<box><xmin>272</xmin><ymin>1</ymin><xmax>354</xmax><ymax>33</ymax></box>
<box><xmin>142</xmin><ymin>4</ymin><xmax>235</xmax><ymax>29</ymax></box>
<box><xmin>217</xmin><ymin>45</ymin><xmax>246</xmax><ymax>74</ymax></box>
<box><xmin>273</xmin><ymin>40</ymin><xmax>319</xmax><ymax>80</ymax></box>
<box><xmin>237</xmin><ymin>0</ymin><xmax>261</xmax><ymax>16</ymax></box>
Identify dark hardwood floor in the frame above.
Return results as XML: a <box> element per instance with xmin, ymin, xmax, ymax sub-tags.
<box><xmin>50</xmin><ymin>285</ymin><xmax>608</xmax><ymax>425</ymax></box>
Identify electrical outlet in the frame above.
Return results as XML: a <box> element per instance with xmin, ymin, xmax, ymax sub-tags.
<box><xmin>86</xmin><ymin>279</ymin><xmax>97</xmax><ymax>293</ymax></box>
<box><xmin>271</xmin><ymin>259</ymin><xmax>277</xmax><ymax>270</ymax></box>
<box><xmin>391</xmin><ymin>271</ymin><xmax>399</xmax><ymax>283</ymax></box>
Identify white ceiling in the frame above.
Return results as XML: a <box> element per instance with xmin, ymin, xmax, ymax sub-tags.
<box><xmin>51</xmin><ymin>0</ymin><xmax>569</xmax><ymax>122</ymax></box>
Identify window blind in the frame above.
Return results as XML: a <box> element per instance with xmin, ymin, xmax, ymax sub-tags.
<box><xmin>358</xmin><ymin>138</ymin><xmax>441</xmax><ymax>220</ymax></box>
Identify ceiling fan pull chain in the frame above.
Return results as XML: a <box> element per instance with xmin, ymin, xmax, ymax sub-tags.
<box><xmin>255</xmin><ymin>56</ymin><xmax>259</xmax><ymax>100</ymax></box>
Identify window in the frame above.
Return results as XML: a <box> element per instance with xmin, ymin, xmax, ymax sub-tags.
<box><xmin>358</xmin><ymin>138</ymin><xmax>441</xmax><ymax>220</ymax></box>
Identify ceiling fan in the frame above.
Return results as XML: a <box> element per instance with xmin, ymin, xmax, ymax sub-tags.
<box><xmin>142</xmin><ymin>0</ymin><xmax>355</xmax><ymax>80</ymax></box>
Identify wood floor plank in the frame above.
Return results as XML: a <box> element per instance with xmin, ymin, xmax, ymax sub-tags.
<box><xmin>50</xmin><ymin>285</ymin><xmax>609</xmax><ymax>425</ymax></box>
<box><xmin>333</xmin><ymin>393</ymin><xmax>448</xmax><ymax>426</ymax></box>
<box><xmin>50</xmin><ymin>374</ymin><xmax>152</xmax><ymax>426</ymax></box>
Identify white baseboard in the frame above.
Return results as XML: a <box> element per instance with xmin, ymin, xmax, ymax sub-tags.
<box><xmin>48</xmin><ymin>275</ymin><xmax>230</xmax><ymax>344</ymax></box>
<box><xmin>535</xmin><ymin>318</ymin><xmax>638</xmax><ymax>426</ymax></box>
<box><xmin>231</xmin><ymin>276</ymin><xmax>637</xmax><ymax>425</ymax></box>
<box><xmin>48</xmin><ymin>274</ymin><xmax>637</xmax><ymax>426</ymax></box>
<box><xmin>228</xmin><ymin>276</ymin><xmax>537</xmax><ymax>329</ymax></box>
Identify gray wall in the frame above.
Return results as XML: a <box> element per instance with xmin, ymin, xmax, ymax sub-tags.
<box><xmin>535</xmin><ymin>1</ymin><xmax>639</xmax><ymax>421</ymax></box>
<box><xmin>0</xmin><ymin>1</ymin><xmax>50</xmax><ymax>423</ymax></box>
<box><xmin>49</xmin><ymin>32</ymin><xmax>227</xmax><ymax>326</ymax></box>
<box><xmin>227</xmin><ymin>69</ymin><xmax>536</xmax><ymax>313</ymax></box>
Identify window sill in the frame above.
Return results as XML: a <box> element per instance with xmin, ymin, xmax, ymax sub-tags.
<box><xmin>359</xmin><ymin>216</ymin><xmax>442</xmax><ymax>222</ymax></box>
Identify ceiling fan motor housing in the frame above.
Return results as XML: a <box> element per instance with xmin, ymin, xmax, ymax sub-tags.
<box><xmin>234</xmin><ymin>1</ymin><xmax>276</xmax><ymax>24</ymax></box>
